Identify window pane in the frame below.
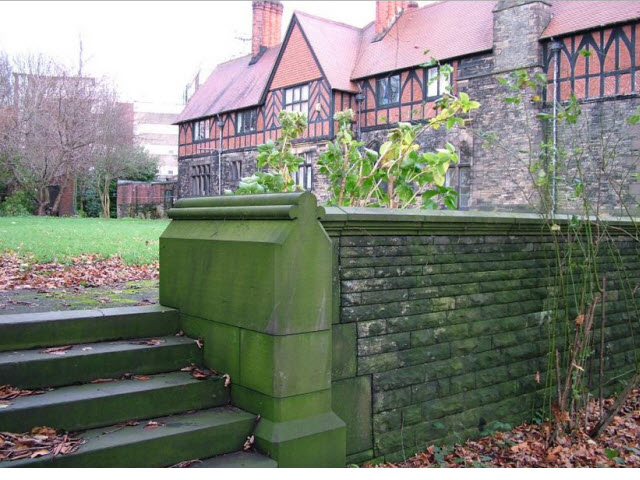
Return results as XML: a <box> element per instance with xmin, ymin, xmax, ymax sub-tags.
<box><xmin>293</xmin><ymin>87</ymin><xmax>300</xmax><ymax>102</ymax></box>
<box><xmin>439</xmin><ymin>71</ymin><xmax>450</xmax><ymax>95</ymax></box>
<box><xmin>306</xmin><ymin>163</ymin><xmax>312</xmax><ymax>190</ymax></box>
<box><xmin>390</xmin><ymin>75</ymin><xmax>400</xmax><ymax>103</ymax></box>
<box><xmin>285</xmin><ymin>89</ymin><xmax>293</xmax><ymax>105</ymax></box>
<box><xmin>427</xmin><ymin>67</ymin><xmax>438</xmax><ymax>97</ymax></box>
<box><xmin>301</xmin><ymin>84</ymin><xmax>309</xmax><ymax>101</ymax></box>
<box><xmin>377</xmin><ymin>78</ymin><xmax>388</xmax><ymax>105</ymax></box>
<box><xmin>300</xmin><ymin>102</ymin><xmax>308</xmax><ymax>115</ymax></box>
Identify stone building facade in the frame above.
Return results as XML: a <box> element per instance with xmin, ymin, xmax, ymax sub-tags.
<box><xmin>176</xmin><ymin>0</ymin><xmax>640</xmax><ymax>214</ymax></box>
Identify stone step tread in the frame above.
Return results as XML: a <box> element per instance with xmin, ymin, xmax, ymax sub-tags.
<box><xmin>0</xmin><ymin>372</ymin><xmax>229</xmax><ymax>433</ymax></box>
<box><xmin>0</xmin><ymin>335</ymin><xmax>201</xmax><ymax>389</ymax></box>
<box><xmin>0</xmin><ymin>305</ymin><xmax>179</xmax><ymax>352</ymax></box>
<box><xmin>2</xmin><ymin>407</ymin><xmax>255</xmax><ymax>468</ymax></box>
<box><xmin>0</xmin><ymin>335</ymin><xmax>197</xmax><ymax>364</ymax></box>
<box><xmin>190</xmin><ymin>451</ymin><xmax>277</xmax><ymax>468</ymax></box>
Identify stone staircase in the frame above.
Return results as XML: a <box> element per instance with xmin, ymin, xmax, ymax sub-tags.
<box><xmin>0</xmin><ymin>305</ymin><xmax>276</xmax><ymax>468</ymax></box>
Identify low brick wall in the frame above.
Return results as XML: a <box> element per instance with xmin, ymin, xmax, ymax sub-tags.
<box><xmin>117</xmin><ymin>180</ymin><xmax>177</xmax><ymax>219</ymax></box>
<box><xmin>322</xmin><ymin>209</ymin><xmax>640</xmax><ymax>464</ymax></box>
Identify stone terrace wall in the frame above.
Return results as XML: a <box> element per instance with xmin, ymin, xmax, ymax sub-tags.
<box><xmin>323</xmin><ymin>209</ymin><xmax>640</xmax><ymax>465</ymax></box>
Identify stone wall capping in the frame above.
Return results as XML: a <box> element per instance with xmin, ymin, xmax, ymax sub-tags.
<box><xmin>321</xmin><ymin>206</ymin><xmax>640</xmax><ymax>236</ymax></box>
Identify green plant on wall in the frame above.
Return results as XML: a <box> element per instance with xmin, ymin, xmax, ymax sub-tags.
<box><xmin>230</xmin><ymin>110</ymin><xmax>308</xmax><ymax>195</ymax></box>
<box><xmin>318</xmin><ymin>63</ymin><xmax>480</xmax><ymax>209</ymax></box>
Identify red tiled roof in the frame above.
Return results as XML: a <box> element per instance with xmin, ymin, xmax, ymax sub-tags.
<box><xmin>175</xmin><ymin>45</ymin><xmax>280</xmax><ymax>123</ymax></box>
<box><xmin>351</xmin><ymin>1</ymin><xmax>496</xmax><ymax>79</ymax></box>
<box><xmin>542</xmin><ymin>1</ymin><xmax>640</xmax><ymax>38</ymax></box>
<box><xmin>295</xmin><ymin>11</ymin><xmax>362</xmax><ymax>92</ymax></box>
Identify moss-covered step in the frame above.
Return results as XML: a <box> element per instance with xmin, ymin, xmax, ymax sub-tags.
<box><xmin>0</xmin><ymin>372</ymin><xmax>229</xmax><ymax>433</ymax></box>
<box><xmin>191</xmin><ymin>451</ymin><xmax>277</xmax><ymax>468</ymax></box>
<box><xmin>2</xmin><ymin>407</ymin><xmax>256</xmax><ymax>468</ymax></box>
<box><xmin>0</xmin><ymin>336</ymin><xmax>202</xmax><ymax>389</ymax></box>
<box><xmin>0</xmin><ymin>305</ymin><xmax>179</xmax><ymax>352</ymax></box>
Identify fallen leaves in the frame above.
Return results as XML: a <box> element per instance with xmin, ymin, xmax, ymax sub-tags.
<box><xmin>243</xmin><ymin>435</ymin><xmax>255</xmax><ymax>451</ymax></box>
<box><xmin>0</xmin><ymin>427</ymin><xmax>83</xmax><ymax>462</ymax></box>
<box><xmin>169</xmin><ymin>459</ymin><xmax>202</xmax><ymax>468</ymax></box>
<box><xmin>373</xmin><ymin>389</ymin><xmax>640</xmax><ymax>468</ymax></box>
<box><xmin>131</xmin><ymin>338</ymin><xmax>165</xmax><ymax>346</ymax></box>
<box><xmin>144</xmin><ymin>420</ymin><xmax>165</xmax><ymax>431</ymax></box>
<box><xmin>0</xmin><ymin>384</ymin><xmax>46</xmax><ymax>402</ymax></box>
<box><xmin>0</xmin><ymin>253</ymin><xmax>158</xmax><ymax>291</ymax></box>
<box><xmin>180</xmin><ymin>364</ymin><xmax>216</xmax><ymax>380</ymax></box>
<box><xmin>39</xmin><ymin>345</ymin><xmax>72</xmax><ymax>355</ymax></box>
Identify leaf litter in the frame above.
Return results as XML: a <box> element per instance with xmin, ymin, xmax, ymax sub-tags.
<box><xmin>368</xmin><ymin>389</ymin><xmax>640</xmax><ymax>468</ymax></box>
<box><xmin>0</xmin><ymin>427</ymin><xmax>83</xmax><ymax>462</ymax></box>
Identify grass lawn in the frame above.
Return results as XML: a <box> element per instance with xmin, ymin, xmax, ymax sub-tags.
<box><xmin>0</xmin><ymin>216</ymin><xmax>169</xmax><ymax>265</ymax></box>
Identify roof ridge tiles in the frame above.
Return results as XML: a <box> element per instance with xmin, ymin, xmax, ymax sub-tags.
<box><xmin>293</xmin><ymin>10</ymin><xmax>362</xmax><ymax>31</ymax></box>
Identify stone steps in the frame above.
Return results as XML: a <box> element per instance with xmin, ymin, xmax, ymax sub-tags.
<box><xmin>0</xmin><ymin>371</ymin><xmax>229</xmax><ymax>433</ymax></box>
<box><xmin>2</xmin><ymin>407</ymin><xmax>257</xmax><ymax>468</ymax></box>
<box><xmin>0</xmin><ymin>306</ymin><xmax>179</xmax><ymax>352</ymax></box>
<box><xmin>191</xmin><ymin>451</ymin><xmax>277</xmax><ymax>468</ymax></box>
<box><xmin>0</xmin><ymin>305</ymin><xmax>278</xmax><ymax>468</ymax></box>
<box><xmin>0</xmin><ymin>335</ymin><xmax>201</xmax><ymax>389</ymax></box>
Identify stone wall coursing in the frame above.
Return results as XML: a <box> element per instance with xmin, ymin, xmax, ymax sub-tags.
<box><xmin>331</xmin><ymin>232</ymin><xmax>640</xmax><ymax>464</ymax></box>
<box><xmin>550</xmin><ymin>96</ymin><xmax>640</xmax><ymax>215</ymax></box>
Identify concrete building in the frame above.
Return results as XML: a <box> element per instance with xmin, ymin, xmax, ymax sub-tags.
<box><xmin>132</xmin><ymin>101</ymin><xmax>181</xmax><ymax>180</ymax></box>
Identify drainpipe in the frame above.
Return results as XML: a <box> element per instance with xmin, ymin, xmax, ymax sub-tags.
<box><xmin>216</xmin><ymin>115</ymin><xmax>224</xmax><ymax>195</ymax></box>
<box><xmin>550</xmin><ymin>40</ymin><xmax>562</xmax><ymax>216</ymax></box>
<box><xmin>355</xmin><ymin>89</ymin><xmax>365</xmax><ymax>141</ymax></box>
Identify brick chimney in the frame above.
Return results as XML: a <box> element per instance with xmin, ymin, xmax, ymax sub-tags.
<box><xmin>252</xmin><ymin>1</ymin><xmax>283</xmax><ymax>59</ymax></box>
<box><xmin>375</xmin><ymin>1</ymin><xmax>409</xmax><ymax>37</ymax></box>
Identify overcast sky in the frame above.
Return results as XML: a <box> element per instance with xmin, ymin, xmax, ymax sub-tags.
<box><xmin>0</xmin><ymin>1</ymin><xmax>426</xmax><ymax>106</ymax></box>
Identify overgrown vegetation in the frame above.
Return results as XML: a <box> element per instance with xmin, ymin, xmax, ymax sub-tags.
<box><xmin>479</xmin><ymin>64</ymin><xmax>640</xmax><ymax>444</ymax></box>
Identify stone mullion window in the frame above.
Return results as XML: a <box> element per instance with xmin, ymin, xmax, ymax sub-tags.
<box><xmin>190</xmin><ymin>163</ymin><xmax>211</xmax><ymax>196</ymax></box>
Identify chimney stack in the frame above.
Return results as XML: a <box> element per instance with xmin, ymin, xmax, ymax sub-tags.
<box><xmin>375</xmin><ymin>1</ymin><xmax>409</xmax><ymax>37</ymax></box>
<box><xmin>252</xmin><ymin>1</ymin><xmax>283</xmax><ymax>59</ymax></box>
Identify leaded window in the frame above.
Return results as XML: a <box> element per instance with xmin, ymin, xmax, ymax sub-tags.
<box><xmin>292</xmin><ymin>153</ymin><xmax>313</xmax><ymax>191</ymax></box>
<box><xmin>284</xmin><ymin>84</ymin><xmax>309</xmax><ymax>114</ymax></box>
<box><xmin>426</xmin><ymin>66</ymin><xmax>451</xmax><ymax>98</ymax></box>
<box><xmin>193</xmin><ymin>119</ymin><xmax>209</xmax><ymax>141</ymax></box>
<box><xmin>237</xmin><ymin>109</ymin><xmax>258</xmax><ymax>134</ymax></box>
<box><xmin>376</xmin><ymin>74</ymin><xmax>400</xmax><ymax>106</ymax></box>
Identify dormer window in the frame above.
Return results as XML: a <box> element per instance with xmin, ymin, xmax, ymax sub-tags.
<box><xmin>237</xmin><ymin>108</ymin><xmax>258</xmax><ymax>134</ymax></box>
<box><xmin>193</xmin><ymin>119</ymin><xmax>209</xmax><ymax>141</ymax></box>
<box><xmin>376</xmin><ymin>74</ymin><xmax>400</xmax><ymax>106</ymax></box>
<box><xmin>284</xmin><ymin>84</ymin><xmax>309</xmax><ymax>114</ymax></box>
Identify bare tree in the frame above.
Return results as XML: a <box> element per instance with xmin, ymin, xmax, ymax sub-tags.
<box><xmin>0</xmin><ymin>49</ymin><xmax>151</xmax><ymax>216</ymax></box>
